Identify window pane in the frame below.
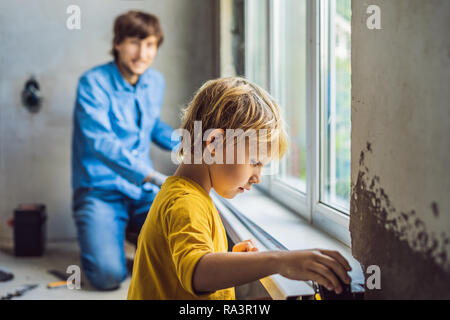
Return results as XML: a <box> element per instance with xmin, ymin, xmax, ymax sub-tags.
<box><xmin>246</xmin><ymin>0</ymin><xmax>269</xmax><ymax>90</ymax></box>
<box><xmin>272</xmin><ymin>0</ymin><xmax>307</xmax><ymax>193</ymax></box>
<box><xmin>320</xmin><ymin>0</ymin><xmax>351</xmax><ymax>213</ymax></box>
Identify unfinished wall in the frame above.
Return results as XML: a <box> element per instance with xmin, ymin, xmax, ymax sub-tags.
<box><xmin>0</xmin><ymin>0</ymin><xmax>218</xmax><ymax>241</ymax></box>
<box><xmin>350</xmin><ymin>0</ymin><xmax>450</xmax><ymax>299</ymax></box>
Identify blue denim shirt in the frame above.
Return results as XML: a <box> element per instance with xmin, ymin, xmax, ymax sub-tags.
<box><xmin>72</xmin><ymin>61</ymin><xmax>178</xmax><ymax>200</ymax></box>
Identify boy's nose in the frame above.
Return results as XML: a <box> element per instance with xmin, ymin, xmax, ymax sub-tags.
<box><xmin>250</xmin><ymin>173</ymin><xmax>261</xmax><ymax>185</ymax></box>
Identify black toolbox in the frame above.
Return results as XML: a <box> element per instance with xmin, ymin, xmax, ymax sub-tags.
<box><xmin>13</xmin><ymin>204</ymin><xmax>47</xmax><ymax>256</ymax></box>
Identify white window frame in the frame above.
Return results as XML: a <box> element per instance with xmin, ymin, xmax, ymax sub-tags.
<box><xmin>244</xmin><ymin>0</ymin><xmax>351</xmax><ymax>246</ymax></box>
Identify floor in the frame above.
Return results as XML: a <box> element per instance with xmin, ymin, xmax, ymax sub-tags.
<box><xmin>0</xmin><ymin>239</ymin><xmax>270</xmax><ymax>300</ymax></box>
<box><xmin>0</xmin><ymin>240</ymin><xmax>134</xmax><ymax>300</ymax></box>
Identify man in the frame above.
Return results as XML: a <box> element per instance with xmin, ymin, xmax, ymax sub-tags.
<box><xmin>71</xmin><ymin>11</ymin><xmax>178</xmax><ymax>290</ymax></box>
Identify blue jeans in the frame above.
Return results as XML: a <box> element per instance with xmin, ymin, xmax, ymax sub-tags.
<box><xmin>72</xmin><ymin>187</ymin><xmax>156</xmax><ymax>290</ymax></box>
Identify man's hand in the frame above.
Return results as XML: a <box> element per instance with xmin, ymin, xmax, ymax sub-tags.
<box><xmin>143</xmin><ymin>170</ymin><xmax>168</xmax><ymax>187</ymax></box>
<box><xmin>232</xmin><ymin>239</ymin><xmax>258</xmax><ymax>252</ymax></box>
<box><xmin>277</xmin><ymin>249</ymin><xmax>352</xmax><ymax>294</ymax></box>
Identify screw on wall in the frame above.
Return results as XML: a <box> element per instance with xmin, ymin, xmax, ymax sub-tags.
<box><xmin>21</xmin><ymin>76</ymin><xmax>42</xmax><ymax>113</ymax></box>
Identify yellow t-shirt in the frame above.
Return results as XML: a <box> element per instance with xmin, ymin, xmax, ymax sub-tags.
<box><xmin>127</xmin><ymin>176</ymin><xmax>235</xmax><ymax>300</ymax></box>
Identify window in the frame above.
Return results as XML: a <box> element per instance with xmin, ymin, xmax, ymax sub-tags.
<box><xmin>245</xmin><ymin>0</ymin><xmax>269</xmax><ymax>90</ymax></box>
<box><xmin>320</xmin><ymin>0</ymin><xmax>352</xmax><ymax>213</ymax></box>
<box><xmin>244</xmin><ymin>0</ymin><xmax>352</xmax><ymax>245</ymax></box>
<box><xmin>271</xmin><ymin>0</ymin><xmax>308</xmax><ymax>195</ymax></box>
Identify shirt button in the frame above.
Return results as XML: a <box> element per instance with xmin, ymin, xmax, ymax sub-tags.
<box><xmin>132</xmin><ymin>150</ymin><xmax>138</xmax><ymax>156</ymax></box>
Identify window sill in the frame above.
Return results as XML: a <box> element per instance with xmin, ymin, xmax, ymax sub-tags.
<box><xmin>212</xmin><ymin>188</ymin><xmax>363</xmax><ymax>300</ymax></box>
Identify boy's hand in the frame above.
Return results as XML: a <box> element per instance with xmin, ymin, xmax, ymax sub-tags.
<box><xmin>277</xmin><ymin>249</ymin><xmax>352</xmax><ymax>294</ymax></box>
<box><xmin>232</xmin><ymin>239</ymin><xmax>258</xmax><ymax>252</ymax></box>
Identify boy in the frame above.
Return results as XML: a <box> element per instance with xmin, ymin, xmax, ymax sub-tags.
<box><xmin>127</xmin><ymin>77</ymin><xmax>352</xmax><ymax>299</ymax></box>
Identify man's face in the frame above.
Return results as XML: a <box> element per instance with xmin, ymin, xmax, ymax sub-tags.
<box><xmin>115</xmin><ymin>35</ymin><xmax>159</xmax><ymax>76</ymax></box>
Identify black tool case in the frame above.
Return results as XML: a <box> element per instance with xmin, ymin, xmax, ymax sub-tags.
<box><xmin>13</xmin><ymin>204</ymin><xmax>47</xmax><ymax>256</ymax></box>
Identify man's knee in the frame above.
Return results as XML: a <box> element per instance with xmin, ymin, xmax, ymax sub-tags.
<box><xmin>84</xmin><ymin>260</ymin><xmax>127</xmax><ymax>291</ymax></box>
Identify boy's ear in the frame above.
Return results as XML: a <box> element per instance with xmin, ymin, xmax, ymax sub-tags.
<box><xmin>204</xmin><ymin>129</ymin><xmax>225</xmax><ymax>156</ymax></box>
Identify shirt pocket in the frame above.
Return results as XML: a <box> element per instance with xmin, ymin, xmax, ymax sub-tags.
<box><xmin>110</xmin><ymin>112</ymin><xmax>137</xmax><ymax>139</ymax></box>
<box><xmin>109</xmin><ymin>99</ymin><xmax>139</xmax><ymax>138</ymax></box>
<box><xmin>136</xmin><ymin>97</ymin><xmax>157</xmax><ymax>135</ymax></box>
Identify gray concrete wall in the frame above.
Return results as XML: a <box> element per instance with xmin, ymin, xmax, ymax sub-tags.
<box><xmin>0</xmin><ymin>0</ymin><xmax>218</xmax><ymax>241</ymax></box>
<box><xmin>350</xmin><ymin>0</ymin><xmax>450</xmax><ymax>299</ymax></box>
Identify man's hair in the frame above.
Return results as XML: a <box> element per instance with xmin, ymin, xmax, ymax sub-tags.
<box><xmin>111</xmin><ymin>11</ymin><xmax>164</xmax><ymax>61</ymax></box>
<box><xmin>178</xmin><ymin>77</ymin><xmax>288</xmax><ymax>162</ymax></box>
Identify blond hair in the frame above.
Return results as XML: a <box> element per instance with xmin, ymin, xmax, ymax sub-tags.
<box><xmin>177</xmin><ymin>77</ymin><xmax>288</xmax><ymax>163</ymax></box>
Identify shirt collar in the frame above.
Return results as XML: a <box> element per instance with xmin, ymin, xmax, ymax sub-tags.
<box><xmin>110</xmin><ymin>61</ymin><xmax>151</xmax><ymax>92</ymax></box>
